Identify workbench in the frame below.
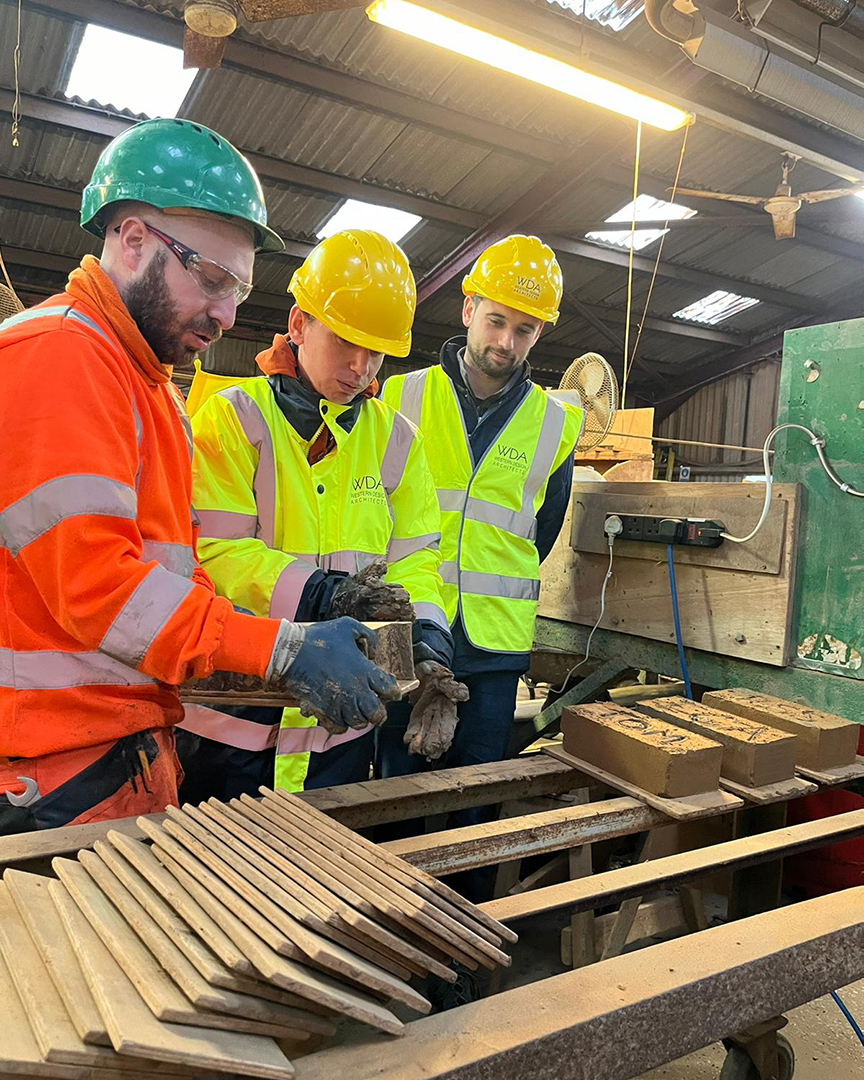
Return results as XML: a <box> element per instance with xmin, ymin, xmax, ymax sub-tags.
<box><xmin>2</xmin><ymin>755</ymin><xmax>862</xmax><ymax>1080</ymax></box>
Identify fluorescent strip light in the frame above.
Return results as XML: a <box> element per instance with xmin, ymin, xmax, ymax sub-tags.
<box><xmin>317</xmin><ymin>199</ymin><xmax>421</xmax><ymax>243</ymax></box>
<box><xmin>65</xmin><ymin>25</ymin><xmax>196</xmax><ymax>119</ymax></box>
<box><xmin>588</xmin><ymin>193</ymin><xmax>696</xmax><ymax>251</ymax></box>
<box><xmin>673</xmin><ymin>290</ymin><xmax>760</xmax><ymax>325</ymax></box>
<box><xmin>366</xmin><ymin>0</ymin><xmax>691</xmax><ymax>132</ymax></box>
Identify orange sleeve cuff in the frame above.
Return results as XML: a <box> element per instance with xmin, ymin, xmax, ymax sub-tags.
<box><xmin>212</xmin><ymin>609</ymin><xmax>281</xmax><ymax>678</ymax></box>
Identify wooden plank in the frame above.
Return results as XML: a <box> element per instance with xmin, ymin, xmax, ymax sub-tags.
<box><xmin>718</xmin><ymin>775</ymin><xmax>817</xmax><ymax>804</ymax></box>
<box><xmin>53</xmin><ymin>857</ymin><xmax>304</xmax><ymax>1039</ymax></box>
<box><xmin>701</xmin><ymin>688</ymin><xmax>860</xmax><ymax>770</ymax></box>
<box><xmin>152</xmin><ymin>814</ymin><xmax>430</xmax><ymax>1010</ymax></box>
<box><xmin>92</xmin><ymin>839</ymin><xmax>333</xmax><ymax>1023</ymax></box>
<box><xmin>75</xmin><ymin>850</ymin><xmax>321</xmax><ymax>1038</ymax></box>
<box><xmin>567</xmin><ymin>482</ymin><xmax>793</xmax><ymax>575</ymax></box>
<box><xmin>180</xmin><ymin>678</ymin><xmax>419</xmax><ymax>709</ymax></box>
<box><xmin>291</xmin><ymin>888</ymin><xmax>864</xmax><ymax>1080</ymax></box>
<box><xmin>198</xmin><ymin>800</ymin><xmax>443</xmax><ymax>981</ymax></box>
<box><xmin>49</xmin><ymin>881</ymin><xmax>296</xmax><ymax>1080</ymax></box>
<box><xmin>259</xmin><ymin>792</ymin><xmax>510</xmax><ymax>968</ymax></box>
<box><xmin>4</xmin><ymin>869</ymin><xmax>111</xmax><ymax>1047</ymax></box>
<box><xmin>0</xmin><ymin>880</ymin><xmax>132</xmax><ymax>1068</ymax></box>
<box><xmin>561</xmin><ymin>703</ymin><xmax>724</xmax><ymax>798</ymax></box>
<box><xmin>539</xmin><ymin>482</ymin><xmax>801</xmax><ymax>666</ymax></box>
<box><xmin>247</xmin><ymin>795</ymin><xmax>491</xmax><ymax>970</ymax></box>
<box><xmin>0</xmin><ymin>948</ymin><xmax>186</xmax><ymax>1080</ymax></box>
<box><xmin>573</xmin><ymin>408</ymin><xmax>654</xmax><ymax>463</ymax></box>
<box><xmin>137</xmin><ymin>828</ymin><xmax>404</xmax><ymax>1034</ymax></box>
<box><xmin>481</xmin><ymin>808</ymin><xmax>864</xmax><ymax>924</ymax></box>
<box><xmin>542</xmin><ymin>744</ymin><xmax>743</xmax><ymax>821</ymax></box>
<box><xmin>796</xmin><ymin>756</ymin><xmax>864</xmax><ymax>785</ymax></box>
<box><xmin>383</xmin><ymin>797</ymin><xmax>668</xmax><ymax>874</ymax></box>
<box><xmin>636</xmin><ymin>697</ymin><xmax>798</xmax><ymax>787</ymax></box>
<box><xmin>593</xmin><ymin>895</ymin><xmax>684</xmax><ymax>956</ymax></box>
<box><xmin>272</xmin><ymin>789</ymin><xmax>517</xmax><ymax>946</ymax></box>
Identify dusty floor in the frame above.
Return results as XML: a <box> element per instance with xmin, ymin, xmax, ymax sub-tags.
<box><xmin>496</xmin><ymin>901</ymin><xmax>864</xmax><ymax>1079</ymax></box>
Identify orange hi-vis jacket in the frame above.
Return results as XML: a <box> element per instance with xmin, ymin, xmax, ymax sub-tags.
<box><xmin>0</xmin><ymin>256</ymin><xmax>280</xmax><ymax>758</ymax></box>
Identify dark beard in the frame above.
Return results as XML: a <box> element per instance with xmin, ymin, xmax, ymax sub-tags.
<box><xmin>465</xmin><ymin>339</ymin><xmax>521</xmax><ymax>382</ymax></box>
<box><xmin>122</xmin><ymin>252</ymin><xmax>219</xmax><ymax>365</ymax></box>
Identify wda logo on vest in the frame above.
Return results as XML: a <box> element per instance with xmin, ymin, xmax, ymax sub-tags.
<box><xmin>494</xmin><ymin>443</ymin><xmax>529</xmax><ymax>475</ymax></box>
<box><xmin>350</xmin><ymin>473</ymin><xmax>386</xmax><ymax>506</ymax></box>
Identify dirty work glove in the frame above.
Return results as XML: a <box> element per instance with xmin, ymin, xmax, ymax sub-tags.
<box><xmin>267</xmin><ymin>618</ymin><xmax>400</xmax><ymax>734</ymax></box>
<box><xmin>404</xmin><ymin>661</ymin><xmax>470</xmax><ymax>761</ymax></box>
<box><xmin>329</xmin><ymin>559</ymin><xmax>415</xmax><ymax>623</ymax></box>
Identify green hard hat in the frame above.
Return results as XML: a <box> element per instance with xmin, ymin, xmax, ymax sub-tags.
<box><xmin>80</xmin><ymin>117</ymin><xmax>284</xmax><ymax>254</ymax></box>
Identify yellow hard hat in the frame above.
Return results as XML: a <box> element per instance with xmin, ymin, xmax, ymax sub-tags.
<box><xmin>462</xmin><ymin>235</ymin><xmax>562</xmax><ymax>325</ymax></box>
<box><xmin>288</xmin><ymin>229</ymin><xmax>416</xmax><ymax>357</ymax></box>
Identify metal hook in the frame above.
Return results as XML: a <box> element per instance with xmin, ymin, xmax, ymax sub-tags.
<box><xmin>5</xmin><ymin>775</ymin><xmax>40</xmax><ymax>807</ymax></box>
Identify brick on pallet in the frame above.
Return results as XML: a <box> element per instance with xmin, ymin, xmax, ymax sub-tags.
<box><xmin>635</xmin><ymin>698</ymin><xmax>797</xmax><ymax>787</ymax></box>
<box><xmin>701</xmin><ymin>688</ymin><xmax>858</xmax><ymax>771</ymax></box>
<box><xmin>561</xmin><ymin>703</ymin><xmax>723</xmax><ymax>798</ymax></box>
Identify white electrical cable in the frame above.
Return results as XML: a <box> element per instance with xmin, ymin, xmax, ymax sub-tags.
<box><xmin>548</xmin><ymin>520</ymin><xmax>620</xmax><ymax>693</ymax></box>
<box><xmin>721</xmin><ymin>422</ymin><xmax>864</xmax><ymax>544</ymax></box>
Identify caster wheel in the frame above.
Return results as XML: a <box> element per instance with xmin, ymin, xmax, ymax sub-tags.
<box><xmin>719</xmin><ymin>1034</ymin><xmax>795</xmax><ymax>1080</ymax></box>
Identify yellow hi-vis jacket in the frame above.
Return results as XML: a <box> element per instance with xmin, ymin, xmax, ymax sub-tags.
<box><xmin>181</xmin><ymin>370</ymin><xmax>446</xmax><ymax>792</ymax></box>
<box><xmin>381</xmin><ymin>365</ymin><xmax>582</xmax><ymax>654</ymax></box>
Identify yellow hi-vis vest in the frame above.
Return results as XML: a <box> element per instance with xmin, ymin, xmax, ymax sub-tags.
<box><xmin>381</xmin><ymin>365</ymin><xmax>582</xmax><ymax>654</ymax></box>
<box><xmin>184</xmin><ymin>370</ymin><xmax>446</xmax><ymax>793</ymax></box>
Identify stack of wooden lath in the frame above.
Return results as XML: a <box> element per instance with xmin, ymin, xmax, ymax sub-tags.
<box><xmin>0</xmin><ymin>789</ymin><xmax>516</xmax><ymax>1079</ymax></box>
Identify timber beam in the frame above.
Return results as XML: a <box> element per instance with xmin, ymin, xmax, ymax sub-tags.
<box><xmin>294</xmin><ymin>889</ymin><xmax>864</xmax><ymax>1080</ymax></box>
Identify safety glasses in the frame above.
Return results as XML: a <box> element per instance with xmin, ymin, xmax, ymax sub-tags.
<box><xmin>114</xmin><ymin>222</ymin><xmax>254</xmax><ymax>305</ymax></box>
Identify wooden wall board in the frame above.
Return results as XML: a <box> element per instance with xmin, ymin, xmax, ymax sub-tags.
<box><xmin>91</xmin><ymin>842</ymin><xmax>334</xmax><ymax>1035</ymax></box>
<box><xmin>49</xmin><ymin>881</ymin><xmax>297</xmax><ymax>1080</ymax></box>
<box><xmin>568</xmin><ymin>482</ymin><xmax>796</xmax><ymax>575</ymax></box>
<box><xmin>139</xmin><ymin>836</ymin><xmax>404</xmax><ymax>1035</ymax></box>
<box><xmin>4</xmin><ymin>870</ymin><xmax>111</xmax><ymax>1047</ymax></box>
<box><xmin>76</xmin><ymin>850</ymin><xmax>317</xmax><ymax>1040</ymax></box>
<box><xmin>539</xmin><ymin>483</ymin><xmax>802</xmax><ymax>667</ymax></box>
<box><xmin>154</xmin><ymin>815</ymin><xmax>428</xmax><ymax>1011</ymax></box>
<box><xmin>573</xmin><ymin>408</ymin><xmax>654</xmax><ymax>462</ymax></box>
<box><xmin>197</xmin><ymin>801</ymin><xmax>434</xmax><ymax>982</ymax></box>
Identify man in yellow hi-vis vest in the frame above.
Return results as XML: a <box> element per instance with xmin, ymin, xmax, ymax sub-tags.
<box><xmin>379</xmin><ymin>235</ymin><xmax>583</xmax><ymax>900</ymax></box>
<box><xmin>176</xmin><ymin>230</ymin><xmax>458</xmax><ymax>797</ymax></box>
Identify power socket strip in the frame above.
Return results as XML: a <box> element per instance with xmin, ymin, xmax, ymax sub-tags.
<box><xmin>607</xmin><ymin>514</ymin><xmax>725</xmax><ymax>547</ymax></box>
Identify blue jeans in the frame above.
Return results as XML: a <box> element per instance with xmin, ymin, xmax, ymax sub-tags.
<box><xmin>374</xmin><ymin>670</ymin><xmax>521</xmax><ymax>901</ymax></box>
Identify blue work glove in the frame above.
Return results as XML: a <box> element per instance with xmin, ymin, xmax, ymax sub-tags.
<box><xmin>268</xmin><ymin>617</ymin><xmax>400</xmax><ymax>734</ymax></box>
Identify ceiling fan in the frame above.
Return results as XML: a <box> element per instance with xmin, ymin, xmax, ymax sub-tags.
<box><xmin>182</xmin><ymin>0</ymin><xmax>368</xmax><ymax>68</ymax></box>
<box><xmin>674</xmin><ymin>154</ymin><xmax>864</xmax><ymax>240</ymax></box>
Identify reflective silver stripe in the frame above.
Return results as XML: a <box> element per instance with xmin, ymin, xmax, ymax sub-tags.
<box><xmin>168</xmin><ymin>383</ymin><xmax>194</xmax><ymax>462</ymax></box>
<box><xmin>224</xmin><ymin>387</ymin><xmax>276</xmax><ymax>547</ymax></box>
<box><xmin>379</xmin><ymin>411</ymin><xmax>415</xmax><ymax>495</ymax></box>
<box><xmin>397</xmin><ymin>369</ymin><xmax>428</xmax><ymax>426</ymax></box>
<box><xmin>520</xmin><ymin>396</ymin><xmax>567</xmax><ymax>517</ymax></box>
<box><xmin>276</xmin><ymin>721</ymin><xmax>371</xmax><ymax>755</ymax></box>
<box><xmin>196</xmin><ymin>509</ymin><xmax>258</xmax><ymax>540</ymax></box>
<box><xmin>462</xmin><ymin>497</ymin><xmax>537</xmax><ymax>540</ymax></box>
<box><xmin>177</xmin><ymin>704</ymin><xmax>280</xmax><ymax>751</ymax></box>
<box><xmin>413</xmin><ymin>601</ymin><xmax>449</xmax><ymax>629</ymax></box>
<box><xmin>0</xmin><ymin>474</ymin><xmax>137</xmax><ymax>557</ymax></box>
<box><xmin>100</xmin><ymin>564</ymin><xmax>195</xmax><ymax>666</ymax></box>
<box><xmin>0</xmin><ymin>647</ymin><xmax>157</xmax><ymax>690</ymax></box>
<box><xmin>0</xmin><ymin>305</ymin><xmax>114</xmax><ymax>348</ymax></box>
<box><xmin>437</xmin><ymin>488</ymin><xmax>466</xmax><ymax>513</ymax></box>
<box><xmin>459</xmin><ymin>570</ymin><xmax>539</xmax><ymax>601</ymax></box>
<box><xmin>387</xmin><ymin>533</ymin><xmax>439</xmax><ymax>562</ymax></box>
<box><xmin>141</xmin><ymin>540</ymin><xmax>195</xmax><ymax>579</ymax></box>
<box><xmin>439</xmin><ymin>560</ymin><xmax>458</xmax><ymax>585</ymax></box>
<box><xmin>269</xmin><ymin>558</ymin><xmax>319</xmax><ymax>620</ymax></box>
<box><xmin>132</xmin><ymin>399</ymin><xmax>144</xmax><ymax>490</ymax></box>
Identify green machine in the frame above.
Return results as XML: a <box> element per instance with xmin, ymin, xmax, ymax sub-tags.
<box><xmin>534</xmin><ymin>318</ymin><xmax>864</xmax><ymax>724</ymax></box>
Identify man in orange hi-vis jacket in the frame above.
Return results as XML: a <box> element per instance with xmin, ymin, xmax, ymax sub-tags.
<box><xmin>0</xmin><ymin>119</ymin><xmax>398</xmax><ymax>834</ymax></box>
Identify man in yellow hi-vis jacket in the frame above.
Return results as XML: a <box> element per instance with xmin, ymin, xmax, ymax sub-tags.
<box><xmin>378</xmin><ymin>235</ymin><xmax>583</xmax><ymax>904</ymax></box>
<box><xmin>176</xmin><ymin>230</ymin><xmax>458</xmax><ymax>796</ymax></box>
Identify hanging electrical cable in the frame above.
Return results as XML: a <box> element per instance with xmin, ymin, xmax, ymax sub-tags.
<box><xmin>666</xmin><ymin>544</ymin><xmax>693</xmax><ymax>699</ymax></box>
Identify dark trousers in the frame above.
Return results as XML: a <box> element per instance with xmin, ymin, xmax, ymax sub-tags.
<box><xmin>373</xmin><ymin>670</ymin><xmax>521</xmax><ymax>902</ymax></box>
